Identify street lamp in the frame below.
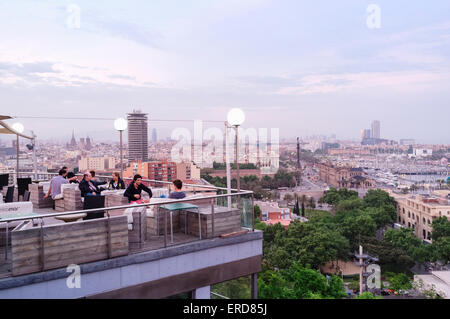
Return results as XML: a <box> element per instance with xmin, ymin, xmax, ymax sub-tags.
<box><xmin>227</xmin><ymin>108</ymin><xmax>245</xmax><ymax>194</ymax></box>
<box><xmin>114</xmin><ymin>118</ymin><xmax>128</xmax><ymax>179</ymax></box>
<box><xmin>12</xmin><ymin>122</ymin><xmax>24</xmax><ymax>184</ymax></box>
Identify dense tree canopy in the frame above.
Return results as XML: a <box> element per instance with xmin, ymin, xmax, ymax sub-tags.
<box><xmin>258</xmin><ymin>263</ymin><xmax>346</xmax><ymax>299</ymax></box>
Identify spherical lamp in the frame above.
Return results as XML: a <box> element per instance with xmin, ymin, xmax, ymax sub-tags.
<box><xmin>227</xmin><ymin>108</ymin><xmax>245</xmax><ymax>127</ymax></box>
<box><xmin>114</xmin><ymin>118</ymin><xmax>127</xmax><ymax>131</ymax></box>
<box><xmin>12</xmin><ymin>122</ymin><xmax>24</xmax><ymax>134</ymax></box>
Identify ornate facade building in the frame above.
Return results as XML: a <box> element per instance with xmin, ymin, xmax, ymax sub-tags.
<box><xmin>317</xmin><ymin>162</ymin><xmax>376</xmax><ymax>189</ymax></box>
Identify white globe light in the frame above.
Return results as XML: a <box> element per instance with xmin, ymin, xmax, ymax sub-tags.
<box><xmin>12</xmin><ymin>122</ymin><xmax>24</xmax><ymax>134</ymax></box>
<box><xmin>227</xmin><ymin>108</ymin><xmax>245</xmax><ymax>126</ymax></box>
<box><xmin>114</xmin><ymin>118</ymin><xmax>127</xmax><ymax>131</ymax></box>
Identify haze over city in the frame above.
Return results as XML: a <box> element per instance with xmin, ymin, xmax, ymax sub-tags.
<box><xmin>1</xmin><ymin>0</ymin><xmax>449</xmax><ymax>143</ymax></box>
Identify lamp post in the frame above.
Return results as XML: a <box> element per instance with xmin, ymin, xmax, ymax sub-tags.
<box><xmin>227</xmin><ymin>108</ymin><xmax>245</xmax><ymax>194</ymax></box>
<box><xmin>12</xmin><ymin>122</ymin><xmax>24</xmax><ymax>185</ymax></box>
<box><xmin>224</xmin><ymin>122</ymin><xmax>232</xmax><ymax>210</ymax></box>
<box><xmin>26</xmin><ymin>131</ymin><xmax>38</xmax><ymax>181</ymax></box>
<box><xmin>114</xmin><ymin>118</ymin><xmax>128</xmax><ymax>179</ymax></box>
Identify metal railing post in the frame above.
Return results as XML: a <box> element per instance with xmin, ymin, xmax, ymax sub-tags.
<box><xmin>251</xmin><ymin>193</ymin><xmax>255</xmax><ymax>232</ymax></box>
<box><xmin>164</xmin><ymin>209</ymin><xmax>167</xmax><ymax>248</ymax></box>
<box><xmin>40</xmin><ymin>218</ymin><xmax>45</xmax><ymax>271</ymax></box>
<box><xmin>211</xmin><ymin>198</ymin><xmax>215</xmax><ymax>238</ymax></box>
<box><xmin>106</xmin><ymin>211</ymin><xmax>112</xmax><ymax>259</ymax></box>
<box><xmin>5</xmin><ymin>222</ymin><xmax>8</xmax><ymax>260</ymax></box>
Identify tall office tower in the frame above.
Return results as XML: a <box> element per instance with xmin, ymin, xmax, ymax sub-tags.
<box><xmin>152</xmin><ymin>128</ymin><xmax>157</xmax><ymax>143</ymax></box>
<box><xmin>371</xmin><ymin>120</ymin><xmax>380</xmax><ymax>139</ymax></box>
<box><xmin>127</xmin><ymin>110</ymin><xmax>148</xmax><ymax>162</ymax></box>
<box><xmin>85</xmin><ymin>136</ymin><xmax>92</xmax><ymax>150</ymax></box>
<box><xmin>361</xmin><ymin>129</ymin><xmax>371</xmax><ymax>141</ymax></box>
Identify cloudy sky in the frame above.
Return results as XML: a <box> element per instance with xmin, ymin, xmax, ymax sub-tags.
<box><xmin>0</xmin><ymin>0</ymin><xmax>449</xmax><ymax>144</ymax></box>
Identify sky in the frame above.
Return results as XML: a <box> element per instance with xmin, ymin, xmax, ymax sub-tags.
<box><xmin>0</xmin><ymin>0</ymin><xmax>449</xmax><ymax>144</ymax></box>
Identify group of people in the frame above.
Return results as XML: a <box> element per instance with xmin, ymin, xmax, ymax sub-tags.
<box><xmin>45</xmin><ymin>167</ymin><xmax>186</xmax><ymax>207</ymax></box>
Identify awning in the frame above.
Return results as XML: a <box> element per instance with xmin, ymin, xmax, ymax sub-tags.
<box><xmin>0</xmin><ymin>115</ymin><xmax>33</xmax><ymax>139</ymax></box>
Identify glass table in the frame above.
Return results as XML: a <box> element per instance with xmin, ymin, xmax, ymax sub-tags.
<box><xmin>159</xmin><ymin>203</ymin><xmax>200</xmax><ymax>244</ymax></box>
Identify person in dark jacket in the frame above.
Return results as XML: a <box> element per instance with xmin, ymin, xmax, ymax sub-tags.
<box><xmin>108</xmin><ymin>172</ymin><xmax>126</xmax><ymax>190</ymax></box>
<box><xmin>123</xmin><ymin>174</ymin><xmax>152</xmax><ymax>203</ymax></box>
<box><xmin>79</xmin><ymin>172</ymin><xmax>102</xmax><ymax>197</ymax></box>
<box><xmin>169</xmin><ymin>179</ymin><xmax>186</xmax><ymax>199</ymax></box>
<box><xmin>67</xmin><ymin>172</ymin><xmax>79</xmax><ymax>184</ymax></box>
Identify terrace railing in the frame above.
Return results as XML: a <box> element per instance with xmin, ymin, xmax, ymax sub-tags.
<box><xmin>0</xmin><ymin>187</ymin><xmax>255</xmax><ymax>278</ymax></box>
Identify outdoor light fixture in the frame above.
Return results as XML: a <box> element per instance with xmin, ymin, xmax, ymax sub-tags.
<box><xmin>227</xmin><ymin>108</ymin><xmax>245</xmax><ymax>127</ymax></box>
<box><xmin>114</xmin><ymin>117</ymin><xmax>127</xmax><ymax>179</ymax></box>
<box><xmin>12</xmin><ymin>122</ymin><xmax>24</xmax><ymax>186</ymax></box>
<box><xmin>114</xmin><ymin>117</ymin><xmax>128</xmax><ymax>131</ymax></box>
<box><xmin>12</xmin><ymin>122</ymin><xmax>24</xmax><ymax>134</ymax></box>
<box><xmin>226</xmin><ymin>108</ymin><xmax>245</xmax><ymax>198</ymax></box>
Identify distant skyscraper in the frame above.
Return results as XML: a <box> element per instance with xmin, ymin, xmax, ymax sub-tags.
<box><xmin>80</xmin><ymin>137</ymin><xmax>85</xmax><ymax>148</ymax></box>
<box><xmin>127</xmin><ymin>110</ymin><xmax>148</xmax><ymax>162</ymax></box>
<box><xmin>361</xmin><ymin>129</ymin><xmax>371</xmax><ymax>141</ymax></box>
<box><xmin>85</xmin><ymin>136</ymin><xmax>92</xmax><ymax>150</ymax></box>
<box><xmin>371</xmin><ymin>120</ymin><xmax>380</xmax><ymax>139</ymax></box>
<box><xmin>152</xmin><ymin>128</ymin><xmax>158</xmax><ymax>143</ymax></box>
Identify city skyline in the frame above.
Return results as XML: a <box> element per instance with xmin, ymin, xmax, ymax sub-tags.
<box><xmin>0</xmin><ymin>1</ymin><xmax>449</xmax><ymax>144</ymax></box>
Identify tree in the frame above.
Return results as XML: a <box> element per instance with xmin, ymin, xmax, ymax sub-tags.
<box><xmin>307</xmin><ymin>197</ymin><xmax>316</xmax><ymax>209</ymax></box>
<box><xmin>300</xmin><ymin>195</ymin><xmax>307</xmax><ymax>217</ymax></box>
<box><xmin>258</xmin><ymin>270</ymin><xmax>295</xmax><ymax>299</ymax></box>
<box><xmin>431</xmin><ymin>217</ymin><xmax>450</xmax><ymax>242</ymax></box>
<box><xmin>254</xmin><ymin>205</ymin><xmax>261</xmax><ymax>219</ymax></box>
<box><xmin>293</xmin><ymin>197</ymin><xmax>300</xmax><ymax>216</ymax></box>
<box><xmin>320</xmin><ymin>188</ymin><xmax>358</xmax><ymax>206</ymax></box>
<box><xmin>354</xmin><ymin>292</ymin><xmax>382</xmax><ymax>299</ymax></box>
<box><xmin>389</xmin><ymin>273</ymin><xmax>412</xmax><ymax>292</ymax></box>
<box><xmin>283</xmin><ymin>193</ymin><xmax>294</xmax><ymax>203</ymax></box>
<box><xmin>340</xmin><ymin>213</ymin><xmax>377</xmax><ymax>246</ymax></box>
<box><xmin>432</xmin><ymin>237</ymin><xmax>450</xmax><ymax>263</ymax></box>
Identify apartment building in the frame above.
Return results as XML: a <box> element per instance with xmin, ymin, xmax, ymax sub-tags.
<box><xmin>124</xmin><ymin>160</ymin><xmax>177</xmax><ymax>186</ymax></box>
<box><xmin>176</xmin><ymin>162</ymin><xmax>201</xmax><ymax>180</ymax></box>
<box><xmin>78</xmin><ymin>156</ymin><xmax>115</xmax><ymax>171</ymax></box>
<box><xmin>392</xmin><ymin>191</ymin><xmax>450</xmax><ymax>242</ymax></box>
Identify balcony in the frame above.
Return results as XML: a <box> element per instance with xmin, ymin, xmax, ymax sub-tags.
<box><xmin>0</xmin><ymin>176</ymin><xmax>261</xmax><ymax>298</ymax></box>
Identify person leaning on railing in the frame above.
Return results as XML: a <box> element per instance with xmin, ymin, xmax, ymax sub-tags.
<box><xmin>44</xmin><ymin>168</ymin><xmax>68</xmax><ymax>200</ymax></box>
<box><xmin>123</xmin><ymin>174</ymin><xmax>152</xmax><ymax>204</ymax></box>
<box><xmin>108</xmin><ymin>172</ymin><xmax>126</xmax><ymax>190</ymax></box>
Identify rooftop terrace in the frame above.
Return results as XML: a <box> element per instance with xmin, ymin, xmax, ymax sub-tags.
<box><xmin>0</xmin><ymin>175</ymin><xmax>261</xmax><ymax>298</ymax></box>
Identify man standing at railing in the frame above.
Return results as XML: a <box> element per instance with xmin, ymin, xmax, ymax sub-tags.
<box><xmin>124</xmin><ymin>174</ymin><xmax>152</xmax><ymax>204</ymax></box>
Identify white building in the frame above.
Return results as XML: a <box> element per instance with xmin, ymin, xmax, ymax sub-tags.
<box><xmin>413</xmin><ymin>148</ymin><xmax>433</xmax><ymax>157</ymax></box>
<box><xmin>78</xmin><ymin>156</ymin><xmax>116</xmax><ymax>171</ymax></box>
